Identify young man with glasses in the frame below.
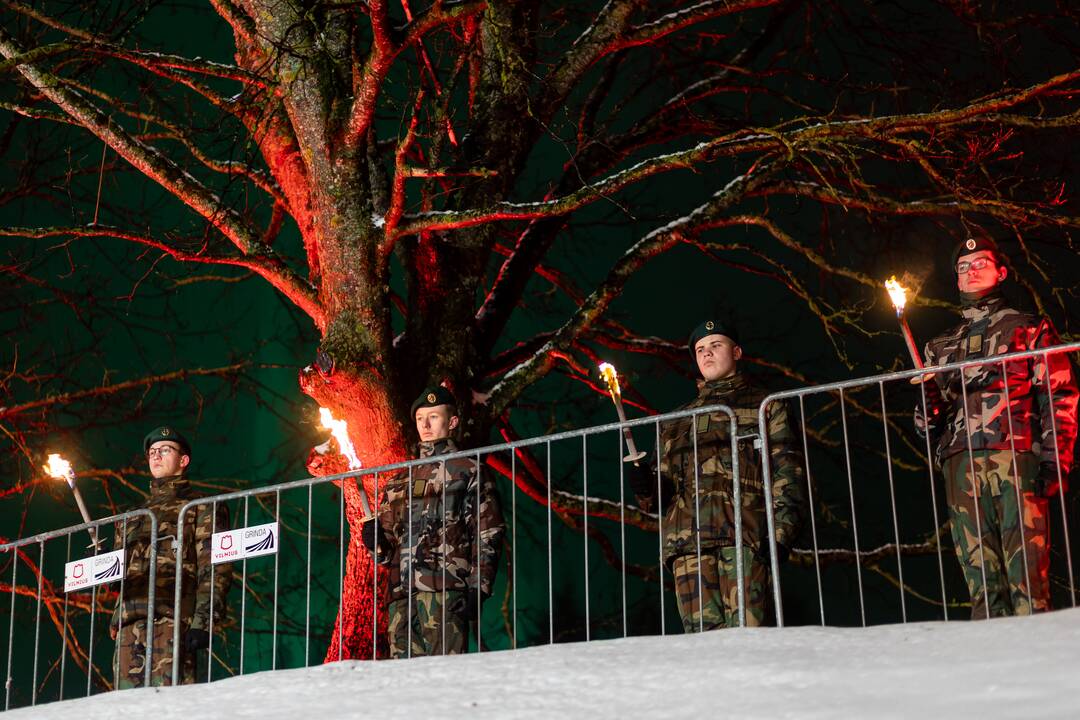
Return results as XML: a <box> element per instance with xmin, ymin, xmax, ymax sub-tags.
<box><xmin>916</xmin><ymin>236</ymin><xmax>1078</xmax><ymax>618</ymax></box>
<box><xmin>111</xmin><ymin>426</ymin><xmax>231</xmax><ymax>687</ymax></box>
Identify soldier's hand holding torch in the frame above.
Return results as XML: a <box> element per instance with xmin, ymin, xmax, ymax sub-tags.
<box><xmin>598</xmin><ymin>363</ymin><xmax>647</xmax><ymax>464</ymax></box>
<box><xmin>43</xmin><ymin>454</ymin><xmax>101</xmax><ymax>549</ymax></box>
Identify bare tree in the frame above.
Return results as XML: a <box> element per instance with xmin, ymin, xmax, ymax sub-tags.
<box><xmin>2</xmin><ymin>0</ymin><xmax>1078</xmax><ymax>661</ymax></box>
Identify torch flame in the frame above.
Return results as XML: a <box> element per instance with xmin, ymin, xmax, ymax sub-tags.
<box><xmin>43</xmin><ymin>453</ymin><xmax>74</xmax><ymax>481</ymax></box>
<box><xmin>319</xmin><ymin>408</ymin><xmax>362</xmax><ymax>470</ymax></box>
<box><xmin>598</xmin><ymin>362</ymin><xmax>621</xmax><ymax>399</ymax></box>
<box><xmin>885</xmin><ymin>276</ymin><xmax>908</xmax><ymax>313</ymax></box>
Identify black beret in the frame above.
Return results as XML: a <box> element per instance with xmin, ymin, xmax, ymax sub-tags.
<box><xmin>410</xmin><ymin>386</ymin><xmax>457</xmax><ymax>416</ymax></box>
<box><xmin>143</xmin><ymin>426</ymin><xmax>191</xmax><ymax>456</ymax></box>
<box><xmin>688</xmin><ymin>319</ymin><xmax>740</xmax><ymax>360</ymax></box>
<box><xmin>952</xmin><ymin>235</ymin><xmax>1003</xmax><ymax>266</ymax></box>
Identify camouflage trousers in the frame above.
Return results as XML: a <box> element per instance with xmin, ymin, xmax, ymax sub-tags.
<box><xmin>671</xmin><ymin>545</ymin><xmax>768</xmax><ymax>632</ymax></box>
<box><xmin>113</xmin><ymin>616</ymin><xmax>195</xmax><ymax>689</ymax></box>
<box><xmin>942</xmin><ymin>450</ymin><xmax>1050</xmax><ymax>619</ymax></box>
<box><xmin>386</xmin><ymin>591</ymin><xmax>468</xmax><ymax>659</ymax></box>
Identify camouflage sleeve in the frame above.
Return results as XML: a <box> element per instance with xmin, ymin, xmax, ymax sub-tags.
<box><xmin>1032</xmin><ymin>319</ymin><xmax>1079</xmax><ymax>471</ymax></box>
<box><xmin>765</xmin><ymin>398</ymin><xmax>807</xmax><ymax>549</ymax></box>
<box><xmin>467</xmin><ymin>465</ymin><xmax>504</xmax><ymax>598</ymax></box>
<box><xmin>191</xmin><ymin>503</ymin><xmax>231</xmax><ymax>631</ymax></box>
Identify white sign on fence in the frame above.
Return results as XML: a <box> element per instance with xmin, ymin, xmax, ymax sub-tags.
<box><xmin>211</xmin><ymin>521</ymin><xmax>278</xmax><ymax>565</ymax></box>
<box><xmin>64</xmin><ymin>549</ymin><xmax>125</xmax><ymax>593</ymax></box>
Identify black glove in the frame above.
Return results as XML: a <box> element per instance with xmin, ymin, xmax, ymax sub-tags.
<box><xmin>625</xmin><ymin>454</ymin><xmax>655</xmax><ymax>499</ymax></box>
<box><xmin>183</xmin><ymin>628</ymin><xmax>210</xmax><ymax>653</ymax></box>
<box><xmin>755</xmin><ymin>542</ymin><xmax>790</xmax><ymax>566</ymax></box>
<box><xmin>1034</xmin><ymin>462</ymin><xmax>1062</xmax><ymax>498</ymax></box>
<box><xmin>360</xmin><ymin>520</ymin><xmax>385</xmax><ymax>553</ymax></box>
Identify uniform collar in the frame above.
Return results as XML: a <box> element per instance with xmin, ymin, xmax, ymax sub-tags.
<box><xmin>696</xmin><ymin>372</ymin><xmax>746</xmax><ymax>401</ymax></box>
<box><xmin>418</xmin><ymin>437</ymin><xmax>457</xmax><ymax>458</ymax></box>
<box><xmin>960</xmin><ymin>290</ymin><xmax>1006</xmax><ymax>321</ymax></box>
<box><xmin>149</xmin><ymin>474</ymin><xmax>190</xmax><ymax>502</ymax></box>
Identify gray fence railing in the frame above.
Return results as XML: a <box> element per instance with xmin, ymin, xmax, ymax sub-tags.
<box><xmin>170</xmin><ymin>403</ymin><xmax>743</xmax><ymax>683</ymax></box>
<box><xmin>0</xmin><ymin>509</ymin><xmax>158</xmax><ymax>708</ymax></box>
<box><xmin>3</xmin><ymin>342</ymin><xmax>1078</xmax><ymax>707</ymax></box>
<box><xmin>759</xmin><ymin>341</ymin><xmax>1080</xmax><ymax>627</ymax></box>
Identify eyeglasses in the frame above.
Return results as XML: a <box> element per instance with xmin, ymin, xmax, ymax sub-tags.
<box><xmin>956</xmin><ymin>258</ymin><xmax>994</xmax><ymax>274</ymax></box>
<box><xmin>147</xmin><ymin>446</ymin><xmax>180</xmax><ymax>459</ymax></box>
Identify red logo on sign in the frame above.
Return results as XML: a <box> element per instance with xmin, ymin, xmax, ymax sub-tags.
<box><xmin>73</xmin><ymin>563</ymin><xmax>84</xmax><ymax>579</ymax></box>
<box><xmin>220</xmin><ymin>535</ymin><xmax>233</xmax><ymax>550</ymax></box>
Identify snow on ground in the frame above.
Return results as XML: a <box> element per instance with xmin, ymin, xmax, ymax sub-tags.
<box><xmin>11</xmin><ymin>608</ymin><xmax>1080</xmax><ymax>719</ymax></box>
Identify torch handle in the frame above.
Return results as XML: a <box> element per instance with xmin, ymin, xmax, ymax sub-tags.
<box><xmin>898</xmin><ymin>314</ymin><xmax>925</xmax><ymax>370</ymax></box>
<box><xmin>611</xmin><ymin>396</ymin><xmax>646</xmax><ymax>463</ymax></box>
<box><xmin>69</xmin><ymin>483</ymin><xmax>101</xmax><ymax>548</ymax></box>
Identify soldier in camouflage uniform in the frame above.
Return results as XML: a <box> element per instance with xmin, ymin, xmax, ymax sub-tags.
<box><xmin>915</xmin><ymin>236</ymin><xmax>1078</xmax><ymax>618</ymax></box>
<box><xmin>629</xmin><ymin>319</ymin><xmax>806</xmax><ymax>631</ymax></box>
<box><xmin>111</xmin><ymin>427</ymin><xmax>231</xmax><ymax>688</ymax></box>
<box><xmin>362</xmin><ymin>387</ymin><xmax>504</xmax><ymax>658</ymax></box>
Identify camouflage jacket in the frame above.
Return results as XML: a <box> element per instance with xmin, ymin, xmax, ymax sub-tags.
<box><xmin>111</xmin><ymin>475</ymin><xmax>231</xmax><ymax>631</ymax></box>
<box><xmin>922</xmin><ymin>294</ymin><xmax>1079</xmax><ymax>470</ymax></box>
<box><xmin>375</xmin><ymin>439</ymin><xmax>504</xmax><ymax>602</ymax></box>
<box><xmin>644</xmin><ymin>373</ymin><xmax>806</xmax><ymax>565</ymax></box>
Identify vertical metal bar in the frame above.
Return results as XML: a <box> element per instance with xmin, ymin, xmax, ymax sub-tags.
<box><xmin>758</xmin><ymin>402</ymin><xmax>785</xmax><ymax>628</ymax></box>
<box><xmin>618</xmin><ymin>431</ymin><xmax>627</xmax><ymax>638</ymax></box>
<box><xmin>476</xmin><ymin>451</ymin><xmax>483</xmax><ymax>652</ymax></box>
<box><xmin>407</xmin><ymin>464</ymin><xmax>413</xmax><ymax>659</ymax></box>
<box><xmin>1000</xmin><ymin>359</ymin><xmax>1031</xmax><ymax>611</ymax></box>
<box><xmin>115</xmin><ymin>516</ymin><xmax>127</xmax><ymax>688</ymax></box>
<box><xmin>692</xmin><ymin>411</ymin><xmax>703</xmax><ymax>633</ymax></box>
<box><xmin>306</xmin><ymin>485</ymin><xmax>313</xmax><ymax>666</ymax></box>
<box><xmin>798</xmin><ymin>396</ymin><xmax>826</xmax><ymax>625</ymax></box>
<box><xmin>86</xmin><ymin>586</ymin><xmax>95</xmax><ymax>696</ymax></box>
<box><xmin>144</xmin><ymin>512</ymin><xmax>158</xmax><ymax>689</ymax></box>
<box><xmin>372</xmin><ymin>472</ymin><xmax>379</xmax><ymax>662</ymax></box>
<box><xmin>207</xmin><ymin>503</ymin><xmax>218</xmax><ymax>683</ymax></box>
<box><xmin>960</xmin><ymin>373</ymin><xmax>991</xmax><ymax>618</ymax></box>
<box><xmin>442</xmin><ymin>463</ymin><xmax>447</xmax><ymax>655</ymax></box>
<box><xmin>879</xmin><ymin>382</ymin><xmax>907</xmax><ymax>622</ymax></box>
<box><xmin>241</xmin><ymin>497</ymin><xmax>250</xmax><ymax>671</ymax></box>
<box><xmin>1041</xmin><ymin>350</ymin><xmax>1076</xmax><ymax>607</ymax></box>
<box><xmin>546</xmin><ymin>440</ymin><xmax>553</xmax><ymax>645</ymax></box>
<box><xmin>272</xmin><ymin>490</ymin><xmax>280</xmax><ymax>671</ymax></box>
<box><xmin>582</xmin><ymin>435</ymin><xmax>590</xmax><ymax>642</ymax></box>
<box><xmin>337</xmin><ymin>479</ymin><xmax>343</xmax><ymax>661</ymax></box>
<box><xmin>656</xmin><ymin>420</ymin><xmax>665</xmax><ymax>636</ymax></box>
<box><xmin>8</xmin><ymin>547</ymin><xmax>17</xmax><ymax>709</ymax></box>
<box><xmin>60</xmin><ymin>534</ymin><xmax>71</xmax><ymax>700</ymax></box>
<box><xmin>839</xmin><ymin>388</ymin><xmax>866</xmax><ymax>626</ymax></box>
<box><xmin>731</xmin><ymin>410</ymin><xmax>744</xmax><ymax>628</ymax></box>
<box><xmin>918</xmin><ymin>376</ymin><xmax>949</xmax><ymax>620</ymax></box>
<box><xmin>512</xmin><ymin>449</ymin><xmax>518</xmax><ymax>649</ymax></box>
<box><xmin>31</xmin><ymin>541</ymin><xmax>44</xmax><ymax>705</ymax></box>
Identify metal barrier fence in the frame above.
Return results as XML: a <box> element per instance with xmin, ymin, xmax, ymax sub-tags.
<box><xmin>2</xmin><ymin>342</ymin><xmax>1077</xmax><ymax>706</ymax></box>
<box><xmin>760</xmin><ymin>342</ymin><xmax>1080</xmax><ymax>627</ymax></box>
<box><xmin>0</xmin><ymin>510</ymin><xmax>158</xmax><ymax>708</ymax></box>
<box><xmin>170</xmin><ymin>404</ymin><xmax>744</xmax><ymax>683</ymax></box>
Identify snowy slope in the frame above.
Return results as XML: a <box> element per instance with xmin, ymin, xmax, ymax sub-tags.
<box><xmin>10</xmin><ymin>608</ymin><xmax>1080</xmax><ymax>719</ymax></box>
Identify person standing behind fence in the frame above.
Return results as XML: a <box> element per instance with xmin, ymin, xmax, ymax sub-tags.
<box><xmin>915</xmin><ymin>236</ymin><xmax>1078</xmax><ymax>618</ymax></box>
<box><xmin>111</xmin><ymin>427</ymin><xmax>231</xmax><ymax>688</ymax></box>
<box><xmin>361</xmin><ymin>387</ymin><xmax>504</xmax><ymax>658</ymax></box>
<box><xmin>628</xmin><ymin>319</ymin><xmax>805</xmax><ymax>631</ymax></box>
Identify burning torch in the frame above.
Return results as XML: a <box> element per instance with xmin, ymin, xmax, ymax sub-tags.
<box><xmin>885</xmin><ymin>276</ymin><xmax>924</xmax><ymax>370</ymax></box>
<box><xmin>885</xmin><ymin>276</ymin><xmax>943</xmax><ymax>419</ymax></box>
<box><xmin>598</xmin><ymin>363</ymin><xmax>647</xmax><ymax>464</ymax></box>
<box><xmin>318</xmin><ymin>407</ymin><xmax>375</xmax><ymax>520</ymax></box>
<box><xmin>43</xmin><ymin>454</ymin><xmax>101</xmax><ymax>549</ymax></box>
